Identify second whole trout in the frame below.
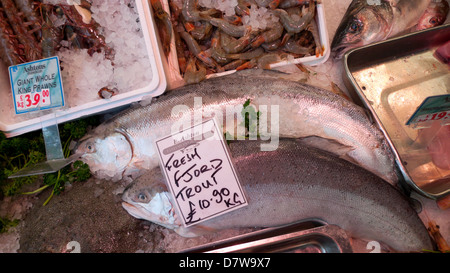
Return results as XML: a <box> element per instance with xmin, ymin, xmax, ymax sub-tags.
<box><xmin>76</xmin><ymin>70</ymin><xmax>397</xmax><ymax>184</ymax></box>
<box><xmin>121</xmin><ymin>139</ymin><xmax>433</xmax><ymax>252</ymax></box>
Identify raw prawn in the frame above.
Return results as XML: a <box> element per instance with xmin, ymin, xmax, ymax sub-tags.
<box><xmin>209</xmin><ymin>17</ymin><xmax>250</xmax><ymax>38</ymax></box>
<box><xmin>255</xmin><ymin>0</ymin><xmax>281</xmax><ymax>9</ymax></box>
<box><xmin>210</xmin><ymin>30</ymin><xmax>231</xmax><ymax>64</ymax></box>
<box><xmin>179</xmin><ymin>30</ymin><xmax>220</xmax><ymax>69</ymax></box>
<box><xmin>261</xmin><ymin>39</ymin><xmax>282</xmax><ymax>51</ymax></box>
<box><xmin>223</xmin><ymin>59</ymin><xmax>246</xmax><ymax>70</ymax></box>
<box><xmin>251</xmin><ymin>20</ymin><xmax>284</xmax><ymax>48</ymax></box>
<box><xmin>183</xmin><ymin>56</ymin><xmax>206</xmax><ymax>84</ymax></box>
<box><xmin>235</xmin><ymin>0</ymin><xmax>250</xmax><ymax>15</ymax></box>
<box><xmin>149</xmin><ymin>0</ymin><xmax>173</xmax><ymax>56</ymax></box>
<box><xmin>220</xmin><ymin>31</ymin><xmax>254</xmax><ymax>54</ymax></box>
<box><xmin>227</xmin><ymin>47</ymin><xmax>264</xmax><ymax>60</ymax></box>
<box><xmin>224</xmin><ymin>14</ymin><xmax>242</xmax><ymax>25</ymax></box>
<box><xmin>182</xmin><ymin>0</ymin><xmax>215</xmax><ymax>22</ymax></box>
<box><xmin>189</xmin><ymin>21</ymin><xmax>213</xmax><ymax>40</ymax></box>
<box><xmin>283</xmin><ymin>36</ymin><xmax>312</xmax><ymax>55</ymax></box>
<box><xmin>174</xmin><ymin>29</ymin><xmax>187</xmax><ymax>73</ymax></box>
<box><xmin>279</xmin><ymin>0</ymin><xmax>310</xmax><ymax>9</ymax></box>
<box><xmin>273</xmin><ymin>0</ymin><xmax>315</xmax><ymax>33</ymax></box>
<box><xmin>236</xmin><ymin>51</ymin><xmax>285</xmax><ymax>70</ymax></box>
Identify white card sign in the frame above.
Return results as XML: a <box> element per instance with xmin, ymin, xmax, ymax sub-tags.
<box><xmin>155</xmin><ymin>118</ymin><xmax>248</xmax><ymax>227</ymax></box>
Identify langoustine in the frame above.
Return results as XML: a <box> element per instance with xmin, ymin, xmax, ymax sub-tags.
<box><xmin>0</xmin><ymin>4</ymin><xmax>26</xmax><ymax>66</ymax></box>
<box><xmin>57</xmin><ymin>3</ymin><xmax>115</xmax><ymax>60</ymax></box>
<box><xmin>0</xmin><ymin>0</ymin><xmax>115</xmax><ymax>68</ymax></box>
<box><xmin>0</xmin><ymin>0</ymin><xmax>41</xmax><ymax>65</ymax></box>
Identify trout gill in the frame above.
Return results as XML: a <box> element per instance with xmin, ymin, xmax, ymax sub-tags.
<box><xmin>121</xmin><ymin>139</ymin><xmax>433</xmax><ymax>252</ymax></box>
<box><xmin>76</xmin><ymin>70</ymin><xmax>397</xmax><ymax>184</ymax></box>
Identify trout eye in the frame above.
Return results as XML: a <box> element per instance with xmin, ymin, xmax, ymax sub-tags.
<box><xmin>349</xmin><ymin>20</ymin><xmax>363</xmax><ymax>33</ymax></box>
<box><xmin>137</xmin><ymin>192</ymin><xmax>148</xmax><ymax>202</ymax></box>
<box><xmin>429</xmin><ymin>17</ymin><xmax>438</xmax><ymax>25</ymax></box>
<box><xmin>85</xmin><ymin>142</ymin><xmax>95</xmax><ymax>153</ymax></box>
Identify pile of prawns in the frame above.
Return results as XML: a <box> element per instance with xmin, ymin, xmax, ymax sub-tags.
<box><xmin>151</xmin><ymin>0</ymin><xmax>324</xmax><ymax>84</ymax></box>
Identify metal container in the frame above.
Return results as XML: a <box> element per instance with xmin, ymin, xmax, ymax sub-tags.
<box><xmin>344</xmin><ymin>24</ymin><xmax>450</xmax><ymax>199</ymax></box>
<box><xmin>181</xmin><ymin>220</ymin><xmax>353</xmax><ymax>253</ymax></box>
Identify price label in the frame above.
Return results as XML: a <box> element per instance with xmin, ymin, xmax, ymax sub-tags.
<box><xmin>413</xmin><ymin>111</ymin><xmax>450</xmax><ymax>124</ymax></box>
<box><xmin>406</xmin><ymin>94</ymin><xmax>450</xmax><ymax>126</ymax></box>
<box><xmin>155</xmin><ymin>118</ymin><xmax>248</xmax><ymax>227</ymax></box>
<box><xmin>9</xmin><ymin>57</ymin><xmax>64</xmax><ymax>114</ymax></box>
<box><xmin>15</xmin><ymin>89</ymin><xmax>51</xmax><ymax>111</ymax></box>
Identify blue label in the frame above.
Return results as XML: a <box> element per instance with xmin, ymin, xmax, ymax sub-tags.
<box><xmin>9</xmin><ymin>57</ymin><xmax>64</xmax><ymax>114</ymax></box>
<box><xmin>406</xmin><ymin>94</ymin><xmax>450</xmax><ymax>125</ymax></box>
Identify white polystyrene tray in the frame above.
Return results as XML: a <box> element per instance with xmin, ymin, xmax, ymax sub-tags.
<box><xmin>0</xmin><ymin>0</ymin><xmax>167</xmax><ymax>137</ymax></box>
<box><xmin>163</xmin><ymin>3</ymin><xmax>330</xmax><ymax>81</ymax></box>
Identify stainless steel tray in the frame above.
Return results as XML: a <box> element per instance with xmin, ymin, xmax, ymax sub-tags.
<box><xmin>180</xmin><ymin>220</ymin><xmax>353</xmax><ymax>253</ymax></box>
<box><xmin>344</xmin><ymin>24</ymin><xmax>450</xmax><ymax>199</ymax></box>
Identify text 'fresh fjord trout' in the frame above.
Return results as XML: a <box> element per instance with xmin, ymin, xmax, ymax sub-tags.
<box><xmin>76</xmin><ymin>70</ymin><xmax>397</xmax><ymax>184</ymax></box>
<box><xmin>331</xmin><ymin>0</ymin><xmax>448</xmax><ymax>59</ymax></box>
<box><xmin>121</xmin><ymin>139</ymin><xmax>433</xmax><ymax>252</ymax></box>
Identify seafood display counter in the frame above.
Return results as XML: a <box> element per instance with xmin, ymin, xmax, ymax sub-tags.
<box><xmin>0</xmin><ymin>0</ymin><xmax>167</xmax><ymax>137</ymax></box>
<box><xmin>345</xmin><ymin>24</ymin><xmax>450</xmax><ymax>199</ymax></box>
<box><xmin>2</xmin><ymin>0</ymin><xmax>449</xmax><ymax>255</ymax></box>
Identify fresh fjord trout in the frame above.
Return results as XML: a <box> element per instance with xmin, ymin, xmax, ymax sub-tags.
<box><xmin>122</xmin><ymin>139</ymin><xmax>433</xmax><ymax>252</ymax></box>
<box><xmin>76</xmin><ymin>70</ymin><xmax>397</xmax><ymax>184</ymax></box>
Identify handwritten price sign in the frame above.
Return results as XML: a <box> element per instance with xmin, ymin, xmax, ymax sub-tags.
<box><xmin>15</xmin><ymin>89</ymin><xmax>51</xmax><ymax>110</ymax></box>
<box><xmin>155</xmin><ymin>118</ymin><xmax>248</xmax><ymax>227</ymax></box>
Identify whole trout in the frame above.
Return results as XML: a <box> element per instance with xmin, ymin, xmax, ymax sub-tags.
<box><xmin>76</xmin><ymin>70</ymin><xmax>397</xmax><ymax>184</ymax></box>
<box><xmin>331</xmin><ymin>0</ymin><xmax>437</xmax><ymax>59</ymax></box>
<box><xmin>121</xmin><ymin>139</ymin><xmax>433</xmax><ymax>252</ymax></box>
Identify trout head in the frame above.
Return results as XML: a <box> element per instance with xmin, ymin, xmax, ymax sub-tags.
<box><xmin>75</xmin><ymin>126</ymin><xmax>133</xmax><ymax>180</ymax></box>
<box><xmin>121</xmin><ymin>168</ymin><xmax>180</xmax><ymax>230</ymax></box>
<box><xmin>331</xmin><ymin>0</ymin><xmax>394</xmax><ymax>59</ymax></box>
